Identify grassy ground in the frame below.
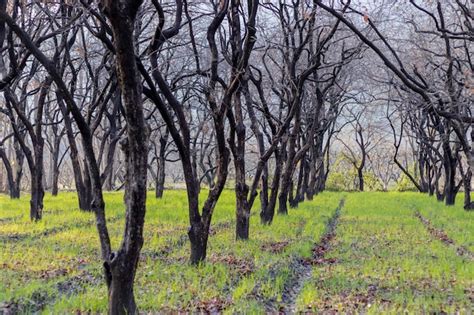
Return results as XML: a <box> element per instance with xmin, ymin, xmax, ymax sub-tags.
<box><xmin>0</xmin><ymin>191</ymin><xmax>472</xmax><ymax>313</ymax></box>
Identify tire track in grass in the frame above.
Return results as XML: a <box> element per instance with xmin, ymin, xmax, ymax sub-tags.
<box><xmin>415</xmin><ymin>211</ymin><xmax>474</xmax><ymax>261</ymax></box>
<box><xmin>0</xmin><ymin>214</ymin><xmax>125</xmax><ymax>243</ymax></box>
<box><xmin>0</xmin><ymin>215</ymin><xmax>24</xmax><ymax>224</ymax></box>
<box><xmin>278</xmin><ymin>198</ymin><xmax>345</xmax><ymax>313</ymax></box>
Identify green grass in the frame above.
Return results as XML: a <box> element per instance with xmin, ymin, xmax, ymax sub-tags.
<box><xmin>296</xmin><ymin>192</ymin><xmax>473</xmax><ymax>313</ymax></box>
<box><xmin>0</xmin><ymin>191</ymin><xmax>472</xmax><ymax>313</ymax></box>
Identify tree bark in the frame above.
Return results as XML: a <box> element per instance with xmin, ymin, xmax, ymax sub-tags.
<box><xmin>155</xmin><ymin>129</ymin><xmax>168</xmax><ymax>198</ymax></box>
<box><xmin>0</xmin><ymin>146</ymin><xmax>20</xmax><ymax>198</ymax></box>
<box><xmin>102</xmin><ymin>0</ymin><xmax>148</xmax><ymax>313</ymax></box>
<box><xmin>357</xmin><ymin>167</ymin><xmax>364</xmax><ymax>192</ymax></box>
<box><xmin>261</xmin><ymin>146</ymin><xmax>284</xmax><ymax>224</ymax></box>
<box><xmin>443</xmin><ymin>149</ymin><xmax>457</xmax><ymax>206</ymax></box>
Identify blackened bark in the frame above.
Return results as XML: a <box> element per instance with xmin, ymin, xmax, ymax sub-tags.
<box><xmin>50</xmin><ymin>135</ymin><xmax>61</xmax><ymax>196</ymax></box>
<box><xmin>188</xmin><ymin>220</ymin><xmax>209</xmax><ymax>263</ymax></box>
<box><xmin>307</xmin><ymin>137</ymin><xmax>323</xmax><ymax>200</ymax></box>
<box><xmin>443</xmin><ymin>150</ymin><xmax>457</xmax><ymax>206</ymax></box>
<box><xmin>101</xmin><ymin>0</ymin><xmax>149</xmax><ymax>313</ymax></box>
<box><xmin>278</xmin><ymin>106</ymin><xmax>300</xmax><ymax>215</ymax></box>
<box><xmin>261</xmin><ymin>146</ymin><xmax>284</xmax><ymax>224</ymax></box>
<box><xmin>291</xmin><ymin>156</ymin><xmax>306</xmax><ymax>208</ymax></box>
<box><xmin>82</xmin><ymin>158</ymin><xmax>93</xmax><ymax>209</ymax></box>
<box><xmin>0</xmin><ymin>146</ymin><xmax>20</xmax><ymax>198</ymax></box>
<box><xmin>357</xmin><ymin>167</ymin><xmax>364</xmax><ymax>192</ymax></box>
<box><xmin>231</xmin><ymin>91</ymin><xmax>251</xmax><ymax>240</ymax></box>
<box><xmin>12</xmin><ymin>139</ymin><xmax>24</xmax><ymax>198</ymax></box>
<box><xmin>155</xmin><ymin>129</ymin><xmax>168</xmax><ymax>198</ymax></box>
<box><xmin>463</xmin><ymin>169</ymin><xmax>473</xmax><ymax>210</ymax></box>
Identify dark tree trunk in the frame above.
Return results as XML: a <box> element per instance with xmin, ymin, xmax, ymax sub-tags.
<box><xmin>306</xmin><ymin>171</ymin><xmax>317</xmax><ymax>200</ymax></box>
<box><xmin>102</xmin><ymin>0</ymin><xmax>149</xmax><ymax>312</ymax></box>
<box><xmin>232</xmin><ymin>92</ymin><xmax>251</xmax><ymax>240</ymax></box>
<box><xmin>155</xmin><ymin>166</ymin><xmax>165</xmax><ymax>198</ymax></box>
<box><xmin>155</xmin><ymin>129</ymin><xmax>168</xmax><ymax>198</ymax></box>
<box><xmin>82</xmin><ymin>158</ymin><xmax>93</xmax><ymax>209</ymax></box>
<box><xmin>278</xmin><ymin>171</ymin><xmax>291</xmax><ymax>214</ymax></box>
<box><xmin>463</xmin><ymin>171</ymin><xmax>473</xmax><ymax>210</ymax></box>
<box><xmin>12</xmin><ymin>137</ymin><xmax>24</xmax><ymax>198</ymax></box>
<box><xmin>259</xmin><ymin>168</ymin><xmax>269</xmax><ymax>218</ymax></box>
<box><xmin>306</xmin><ymin>136</ymin><xmax>323</xmax><ymax>200</ymax></box>
<box><xmin>418</xmin><ymin>152</ymin><xmax>430</xmax><ymax>193</ymax></box>
<box><xmin>0</xmin><ymin>147</ymin><xmax>20</xmax><ymax>198</ymax></box>
<box><xmin>300</xmin><ymin>157</ymin><xmax>310</xmax><ymax>200</ymax></box>
<box><xmin>235</xmin><ymin>184</ymin><xmax>250</xmax><ymax>239</ymax></box>
<box><xmin>30</xmin><ymin>163</ymin><xmax>44</xmax><ymax>221</ymax></box>
<box><xmin>459</xmin><ymin>161</ymin><xmax>473</xmax><ymax>210</ymax></box>
<box><xmin>443</xmin><ymin>152</ymin><xmax>457</xmax><ymax>206</ymax></box>
<box><xmin>289</xmin><ymin>180</ymin><xmax>297</xmax><ymax>208</ymax></box>
<box><xmin>188</xmin><ymin>219</ymin><xmax>209</xmax><ymax>263</ymax></box>
<box><xmin>291</xmin><ymin>156</ymin><xmax>305</xmax><ymax>208</ymax></box>
<box><xmin>279</xmin><ymin>120</ymin><xmax>299</xmax><ymax>215</ymax></box>
<box><xmin>261</xmin><ymin>147</ymin><xmax>284</xmax><ymax>224</ymax></box>
<box><xmin>26</xmin><ymin>128</ymin><xmax>45</xmax><ymax>222</ymax></box>
<box><xmin>107</xmin><ymin>259</ymin><xmax>138</xmax><ymax>315</ymax></box>
<box><xmin>357</xmin><ymin>167</ymin><xmax>364</xmax><ymax>192</ymax></box>
<box><xmin>51</xmin><ymin>136</ymin><xmax>61</xmax><ymax>196</ymax></box>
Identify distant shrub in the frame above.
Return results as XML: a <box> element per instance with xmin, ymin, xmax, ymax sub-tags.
<box><xmin>395</xmin><ymin>173</ymin><xmax>418</xmax><ymax>192</ymax></box>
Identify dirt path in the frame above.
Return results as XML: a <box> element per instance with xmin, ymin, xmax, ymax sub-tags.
<box><xmin>278</xmin><ymin>198</ymin><xmax>345</xmax><ymax>313</ymax></box>
<box><xmin>415</xmin><ymin>211</ymin><xmax>474</xmax><ymax>261</ymax></box>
